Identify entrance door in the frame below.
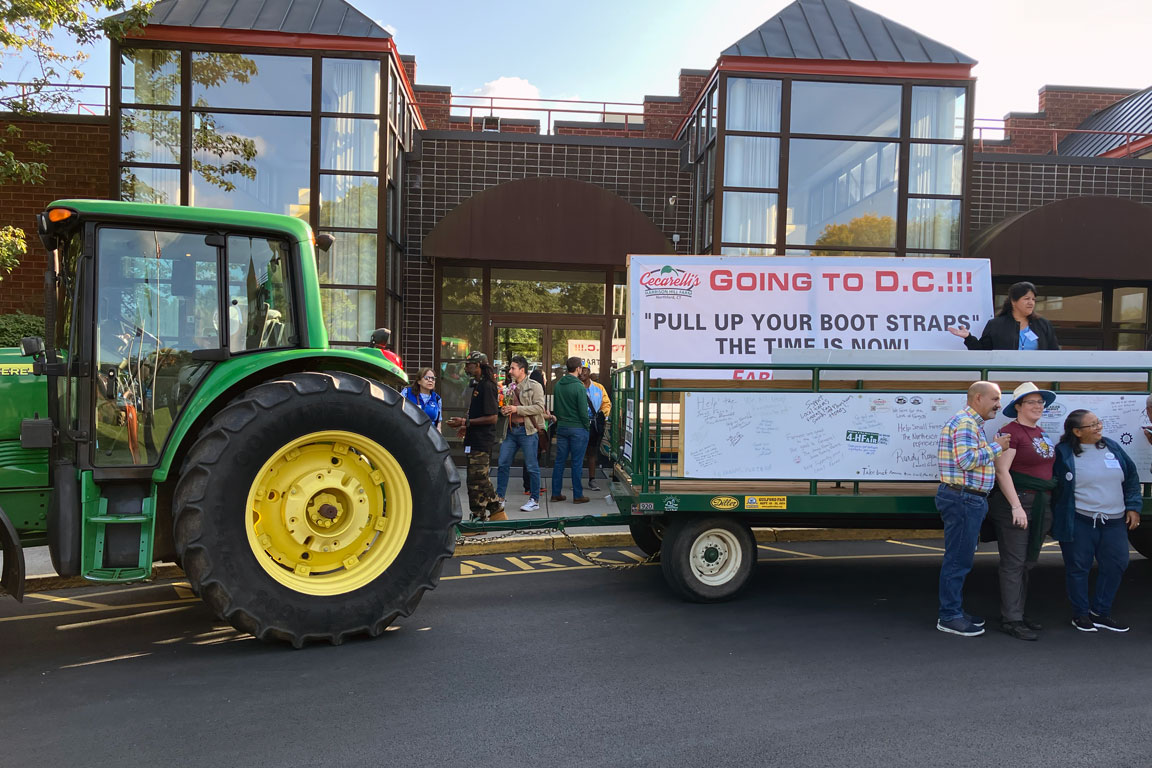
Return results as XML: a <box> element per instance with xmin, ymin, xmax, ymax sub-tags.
<box><xmin>492</xmin><ymin>322</ymin><xmax>605</xmax><ymax>396</ymax></box>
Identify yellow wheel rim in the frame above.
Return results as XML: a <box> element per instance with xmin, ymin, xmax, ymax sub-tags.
<box><xmin>244</xmin><ymin>430</ymin><xmax>413</xmax><ymax>596</ymax></box>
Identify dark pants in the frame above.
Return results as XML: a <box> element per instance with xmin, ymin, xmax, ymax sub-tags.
<box><xmin>936</xmin><ymin>484</ymin><xmax>988</xmax><ymax>622</ymax></box>
<box><xmin>989</xmin><ymin>489</ymin><xmax>1050</xmax><ymax>622</ymax></box>
<box><xmin>1060</xmin><ymin>513</ymin><xmax>1130</xmax><ymax>617</ymax></box>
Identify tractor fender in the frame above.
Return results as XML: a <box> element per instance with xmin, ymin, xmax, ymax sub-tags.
<box><xmin>0</xmin><ymin>503</ymin><xmax>26</xmax><ymax>602</ymax></box>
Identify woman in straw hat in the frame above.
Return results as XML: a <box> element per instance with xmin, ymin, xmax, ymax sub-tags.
<box><xmin>990</xmin><ymin>382</ymin><xmax>1058</xmax><ymax>640</ymax></box>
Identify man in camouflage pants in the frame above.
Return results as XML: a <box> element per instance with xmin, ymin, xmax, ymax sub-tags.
<box><xmin>447</xmin><ymin>352</ymin><xmax>506</xmax><ymax>522</ymax></box>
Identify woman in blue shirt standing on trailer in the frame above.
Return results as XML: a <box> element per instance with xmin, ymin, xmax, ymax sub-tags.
<box><xmin>401</xmin><ymin>367</ymin><xmax>443</xmax><ymax>432</ymax></box>
<box><xmin>946</xmin><ymin>281</ymin><xmax>1060</xmax><ymax>350</ymax></box>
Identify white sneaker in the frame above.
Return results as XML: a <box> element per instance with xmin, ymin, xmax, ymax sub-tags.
<box><xmin>520</xmin><ymin>499</ymin><xmax>540</xmax><ymax>512</ymax></box>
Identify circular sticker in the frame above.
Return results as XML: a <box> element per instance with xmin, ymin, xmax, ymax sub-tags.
<box><xmin>1065</xmin><ymin>472</ymin><xmax>1074</xmax><ymax>481</ymax></box>
<box><xmin>1105</xmin><ymin>452</ymin><xmax>1115</xmax><ymax>460</ymax></box>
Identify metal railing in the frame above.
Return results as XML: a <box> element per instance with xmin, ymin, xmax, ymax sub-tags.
<box><xmin>973</xmin><ymin>118</ymin><xmax>1152</xmax><ymax>156</ymax></box>
<box><xmin>414</xmin><ymin>94</ymin><xmax>652</xmax><ymax>135</ymax></box>
<box><xmin>0</xmin><ymin>82</ymin><xmax>112</xmax><ymax>116</ymax></box>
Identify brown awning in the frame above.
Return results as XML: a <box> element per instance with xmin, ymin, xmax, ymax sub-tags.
<box><xmin>971</xmin><ymin>196</ymin><xmax>1152</xmax><ymax>280</ymax></box>
<box><xmin>421</xmin><ymin>176</ymin><xmax>673</xmax><ymax>265</ymax></box>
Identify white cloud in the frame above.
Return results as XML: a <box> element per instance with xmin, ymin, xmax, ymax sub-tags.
<box><xmin>472</xmin><ymin>76</ymin><xmax>541</xmax><ymax>100</ymax></box>
<box><xmin>372</xmin><ymin>19</ymin><xmax>397</xmax><ymax>37</ymax></box>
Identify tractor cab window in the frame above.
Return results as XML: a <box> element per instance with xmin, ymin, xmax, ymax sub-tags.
<box><xmin>225</xmin><ymin>235</ymin><xmax>296</xmax><ymax>353</ymax></box>
<box><xmin>94</xmin><ymin>227</ymin><xmax>219</xmax><ymax>466</ymax></box>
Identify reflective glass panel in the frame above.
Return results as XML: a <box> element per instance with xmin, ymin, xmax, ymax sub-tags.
<box><xmin>121</xmin><ymin>108</ymin><xmax>179</xmax><ymax>164</ymax></box>
<box><xmin>192</xmin><ymin>52</ymin><xmax>311</xmax><ymax>111</ymax></box>
<box><xmin>94</xmin><ymin>228</ymin><xmax>219</xmax><ymax>465</ymax></box>
<box><xmin>907</xmin><ymin>198</ymin><xmax>961</xmax><ymax>250</ymax></box>
<box><xmin>909</xmin><ymin>143</ymin><xmax>964</xmax><ymax>196</ymax></box>
<box><xmin>725</xmin><ymin>78</ymin><xmax>782</xmax><ymax>133</ymax></box>
<box><xmin>490</xmin><ymin>269</ymin><xmax>604</xmax><ymax>314</ymax></box>
<box><xmin>120</xmin><ymin>166</ymin><xmax>180</xmax><ymax>205</ymax></box>
<box><xmin>321</xmin><ymin>117</ymin><xmax>380</xmax><ymax>172</ymax></box>
<box><xmin>318</xmin><ymin>231</ymin><xmax>377</xmax><ymax>286</ymax></box>
<box><xmin>494</xmin><ymin>326</ymin><xmax>544</xmax><ymax>375</ymax></box>
<box><xmin>1112</xmin><ymin>286</ymin><xmax>1147</xmax><ymax>328</ymax></box>
<box><xmin>613</xmin><ymin>271</ymin><xmax>627</xmax><ymax>316</ymax></box>
<box><xmin>319</xmin><ymin>175</ymin><xmax>379</xmax><ymax>229</ymax></box>
<box><xmin>322</xmin><ymin>58</ymin><xmax>381</xmax><ymax>114</ymax></box>
<box><xmin>721</xmin><ymin>192</ymin><xmax>778</xmax><ymax>245</ymax></box>
<box><xmin>122</xmin><ymin>49</ymin><xmax>180</xmax><ymax>106</ymax></box>
<box><xmin>720</xmin><ymin>246</ymin><xmax>777</xmax><ymax>256</ymax></box>
<box><xmin>724</xmin><ymin>136</ymin><xmax>779</xmax><ymax>188</ymax></box>
<box><xmin>226</xmin><ymin>235</ymin><xmax>297</xmax><ymax>352</ymax></box>
<box><xmin>190</xmin><ymin>113</ymin><xmax>310</xmax><ymax>217</ymax></box>
<box><xmin>911</xmin><ymin>86</ymin><xmax>967</xmax><ymax>140</ymax></box>
<box><xmin>1031</xmin><ymin>285</ymin><xmax>1103</xmax><ymax>327</ymax></box>
<box><xmin>1117</xmin><ymin>332</ymin><xmax>1146</xmax><ymax>351</ymax></box>
<box><xmin>440</xmin><ymin>313</ymin><xmax>483</xmax><ymax>362</ymax></box>
<box><xmin>442</xmin><ymin>266</ymin><xmax>482</xmax><ymax>310</ymax></box>
<box><xmin>321</xmin><ymin>288</ymin><xmax>375</xmax><ymax>343</ymax></box>
<box><xmin>787</xmin><ymin>139</ymin><xmax>898</xmax><ymax>248</ymax></box>
<box><xmin>790</xmin><ymin>82</ymin><xmax>900</xmax><ymax>137</ymax></box>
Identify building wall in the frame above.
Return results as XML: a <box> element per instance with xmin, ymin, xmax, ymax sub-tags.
<box><xmin>978</xmin><ymin>85</ymin><xmax>1139</xmax><ymax>155</ymax></box>
<box><xmin>400</xmin><ymin>134</ymin><xmax>694</xmax><ymax>369</ymax></box>
<box><xmin>0</xmin><ymin>114</ymin><xmax>112</xmax><ymax>315</ymax></box>
<box><xmin>970</xmin><ymin>155</ymin><xmax>1152</xmax><ymax>233</ymax></box>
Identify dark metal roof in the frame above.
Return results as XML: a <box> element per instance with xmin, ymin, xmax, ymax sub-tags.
<box><xmin>132</xmin><ymin>0</ymin><xmax>390</xmax><ymax>38</ymax></box>
<box><xmin>722</xmin><ymin>0</ymin><xmax>975</xmax><ymax>64</ymax></box>
<box><xmin>1058</xmin><ymin>86</ymin><xmax>1152</xmax><ymax>157</ymax></box>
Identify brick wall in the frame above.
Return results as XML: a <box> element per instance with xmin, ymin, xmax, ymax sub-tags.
<box><xmin>413</xmin><ymin>85</ymin><xmax>451</xmax><ymax>130</ymax></box>
<box><xmin>980</xmin><ymin>86</ymin><xmax>1139</xmax><ymax>156</ymax></box>
<box><xmin>679</xmin><ymin>69</ymin><xmax>710</xmax><ymax>105</ymax></box>
<box><xmin>400</xmin><ymin>136</ymin><xmax>693</xmax><ymax>368</ymax></box>
<box><xmin>969</xmin><ymin>156</ymin><xmax>1152</xmax><ymax>233</ymax></box>
<box><xmin>0</xmin><ymin>114</ymin><xmax>111</xmax><ymax>316</ymax></box>
<box><xmin>554</xmin><ymin>121</ymin><xmax>646</xmax><ymax>138</ymax></box>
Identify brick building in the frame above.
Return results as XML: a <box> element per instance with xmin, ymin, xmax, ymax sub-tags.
<box><xmin>2</xmin><ymin>0</ymin><xmax>1152</xmax><ymax>391</ymax></box>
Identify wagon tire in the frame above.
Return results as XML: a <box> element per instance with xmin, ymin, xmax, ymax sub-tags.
<box><xmin>660</xmin><ymin>516</ymin><xmax>755</xmax><ymax>602</ymax></box>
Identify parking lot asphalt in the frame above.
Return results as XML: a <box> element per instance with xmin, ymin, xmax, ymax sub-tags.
<box><xmin>2</xmin><ymin>538</ymin><xmax>1151</xmax><ymax>768</ymax></box>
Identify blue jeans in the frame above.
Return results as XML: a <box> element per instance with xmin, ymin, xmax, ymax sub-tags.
<box><xmin>552</xmin><ymin>426</ymin><xmax>589</xmax><ymax>498</ymax></box>
<box><xmin>936</xmin><ymin>484</ymin><xmax>989</xmax><ymax>621</ymax></box>
<box><xmin>1060</xmin><ymin>514</ymin><xmax>1130</xmax><ymax>617</ymax></box>
<box><xmin>497</xmin><ymin>426</ymin><xmax>539</xmax><ymax>501</ymax></box>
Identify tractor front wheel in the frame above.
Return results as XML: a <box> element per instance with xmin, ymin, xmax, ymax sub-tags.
<box><xmin>172</xmin><ymin>371</ymin><xmax>460</xmax><ymax>647</ymax></box>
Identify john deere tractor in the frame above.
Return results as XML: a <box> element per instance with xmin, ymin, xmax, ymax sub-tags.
<box><xmin>0</xmin><ymin>200</ymin><xmax>460</xmax><ymax>646</ymax></box>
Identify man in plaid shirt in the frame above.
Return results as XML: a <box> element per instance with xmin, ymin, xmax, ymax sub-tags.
<box><xmin>935</xmin><ymin>381</ymin><xmax>1011</xmax><ymax>637</ymax></box>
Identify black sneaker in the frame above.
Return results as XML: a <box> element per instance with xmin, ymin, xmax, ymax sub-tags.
<box><xmin>1022</xmin><ymin>617</ymin><xmax>1043</xmax><ymax>631</ymax></box>
<box><xmin>1000</xmin><ymin>620</ymin><xmax>1038</xmax><ymax>641</ymax></box>
<box><xmin>1071</xmin><ymin>615</ymin><xmax>1098</xmax><ymax>632</ymax></box>
<box><xmin>1090</xmin><ymin>613</ymin><xmax>1130</xmax><ymax>632</ymax></box>
<box><xmin>936</xmin><ymin>617</ymin><xmax>985</xmax><ymax>637</ymax></box>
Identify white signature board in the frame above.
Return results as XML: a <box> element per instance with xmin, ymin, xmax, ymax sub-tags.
<box><xmin>682</xmin><ymin>391</ymin><xmax>1152</xmax><ymax>482</ymax></box>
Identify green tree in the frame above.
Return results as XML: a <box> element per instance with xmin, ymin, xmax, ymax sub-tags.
<box><xmin>1</xmin><ymin>0</ymin><xmax>153</xmax><ymax>278</ymax></box>
<box><xmin>811</xmin><ymin>214</ymin><xmax>896</xmax><ymax>256</ymax></box>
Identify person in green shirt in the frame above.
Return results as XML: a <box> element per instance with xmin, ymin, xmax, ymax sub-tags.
<box><xmin>550</xmin><ymin>356</ymin><xmax>591</xmax><ymax>504</ymax></box>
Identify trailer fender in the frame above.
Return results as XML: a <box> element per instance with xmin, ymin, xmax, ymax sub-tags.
<box><xmin>0</xmin><ymin>504</ymin><xmax>26</xmax><ymax>602</ymax></box>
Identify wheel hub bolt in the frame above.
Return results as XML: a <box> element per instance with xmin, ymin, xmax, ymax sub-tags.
<box><xmin>318</xmin><ymin>504</ymin><xmax>338</xmax><ymax>520</ymax></box>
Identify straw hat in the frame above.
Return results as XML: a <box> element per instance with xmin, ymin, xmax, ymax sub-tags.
<box><xmin>1003</xmin><ymin>382</ymin><xmax>1056</xmax><ymax>418</ymax></box>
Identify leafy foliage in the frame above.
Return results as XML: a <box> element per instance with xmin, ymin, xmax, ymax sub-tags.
<box><xmin>0</xmin><ymin>312</ymin><xmax>46</xmax><ymax>346</ymax></box>
<box><xmin>812</xmin><ymin>214</ymin><xmax>897</xmax><ymax>256</ymax></box>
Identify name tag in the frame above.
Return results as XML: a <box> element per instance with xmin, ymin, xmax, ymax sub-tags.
<box><xmin>464</xmin><ymin>446</ymin><xmax>472</xmax><ymax>454</ymax></box>
<box><xmin>1104</xmin><ymin>459</ymin><xmax>1121</xmax><ymax>469</ymax></box>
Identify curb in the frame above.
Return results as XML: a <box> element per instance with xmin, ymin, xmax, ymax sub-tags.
<box><xmin>22</xmin><ymin>528</ymin><xmax>944</xmax><ymax>591</ymax></box>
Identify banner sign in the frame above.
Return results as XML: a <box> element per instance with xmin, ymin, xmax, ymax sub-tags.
<box><xmin>629</xmin><ymin>255</ymin><xmax>994</xmax><ymax>378</ymax></box>
<box><xmin>682</xmin><ymin>391</ymin><xmax>1152</xmax><ymax>482</ymax></box>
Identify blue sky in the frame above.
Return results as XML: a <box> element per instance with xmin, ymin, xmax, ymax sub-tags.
<box><xmin>6</xmin><ymin>0</ymin><xmax>1151</xmax><ymax>121</ymax></box>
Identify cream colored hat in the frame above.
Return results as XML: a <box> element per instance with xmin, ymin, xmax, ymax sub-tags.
<box><xmin>1003</xmin><ymin>382</ymin><xmax>1056</xmax><ymax>418</ymax></box>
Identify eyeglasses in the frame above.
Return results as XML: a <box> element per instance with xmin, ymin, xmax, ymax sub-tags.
<box><xmin>1019</xmin><ymin>398</ymin><xmax>1045</xmax><ymax>407</ymax></box>
<box><xmin>1076</xmin><ymin>421</ymin><xmax>1103</xmax><ymax>430</ymax></box>
<box><xmin>422</xmin><ymin>375</ymin><xmax>436</xmax><ymax>381</ymax></box>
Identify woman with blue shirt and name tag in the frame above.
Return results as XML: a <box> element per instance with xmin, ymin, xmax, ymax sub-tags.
<box><xmin>1052</xmin><ymin>409</ymin><xmax>1142</xmax><ymax>633</ymax></box>
<box><xmin>947</xmin><ymin>281</ymin><xmax>1060</xmax><ymax>350</ymax></box>
<box><xmin>401</xmin><ymin>367</ymin><xmax>443</xmax><ymax>432</ymax></box>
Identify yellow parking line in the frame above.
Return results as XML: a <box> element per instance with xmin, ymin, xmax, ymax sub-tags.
<box><xmin>25</xmin><ymin>592</ymin><xmax>110</xmax><ymax>609</ymax></box>
<box><xmin>0</xmin><ymin>597</ymin><xmax>198</xmax><ymax>624</ymax></box>
<box><xmin>886</xmin><ymin>539</ymin><xmax>946</xmax><ymax>553</ymax></box>
<box><xmin>757</xmin><ymin>545</ymin><xmax>822</xmax><ymax>559</ymax></box>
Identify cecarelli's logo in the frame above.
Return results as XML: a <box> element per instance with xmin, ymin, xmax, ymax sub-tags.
<box><xmin>710</xmin><ymin>496</ymin><xmax>739</xmax><ymax>510</ymax></box>
<box><xmin>639</xmin><ymin>265</ymin><xmax>701</xmax><ymax>299</ymax></box>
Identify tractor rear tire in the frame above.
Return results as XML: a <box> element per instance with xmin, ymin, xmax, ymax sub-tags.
<box><xmin>660</xmin><ymin>516</ymin><xmax>755</xmax><ymax>603</ymax></box>
<box><xmin>172</xmin><ymin>371</ymin><xmax>461</xmax><ymax>647</ymax></box>
<box><xmin>1129</xmin><ymin>525</ymin><xmax>1152</xmax><ymax>560</ymax></box>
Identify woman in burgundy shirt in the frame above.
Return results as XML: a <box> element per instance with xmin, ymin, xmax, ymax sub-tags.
<box><xmin>990</xmin><ymin>383</ymin><xmax>1058</xmax><ymax>640</ymax></box>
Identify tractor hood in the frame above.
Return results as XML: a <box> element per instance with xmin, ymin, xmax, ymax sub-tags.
<box><xmin>0</xmin><ymin>348</ymin><xmax>46</xmax><ymax>443</ymax></box>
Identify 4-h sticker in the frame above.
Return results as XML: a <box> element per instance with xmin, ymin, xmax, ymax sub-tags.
<box><xmin>663</xmin><ymin>496</ymin><xmax>680</xmax><ymax>512</ymax></box>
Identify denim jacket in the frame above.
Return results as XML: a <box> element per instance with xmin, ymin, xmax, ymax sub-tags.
<box><xmin>1050</xmin><ymin>436</ymin><xmax>1141</xmax><ymax>542</ymax></box>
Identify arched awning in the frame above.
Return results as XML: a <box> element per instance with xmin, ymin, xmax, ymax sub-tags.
<box><xmin>421</xmin><ymin>176</ymin><xmax>673</xmax><ymax>265</ymax></box>
<box><xmin>971</xmin><ymin>196</ymin><xmax>1152</xmax><ymax>280</ymax></box>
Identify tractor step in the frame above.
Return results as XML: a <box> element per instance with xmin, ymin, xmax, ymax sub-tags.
<box><xmin>80</xmin><ymin>473</ymin><xmax>157</xmax><ymax>584</ymax></box>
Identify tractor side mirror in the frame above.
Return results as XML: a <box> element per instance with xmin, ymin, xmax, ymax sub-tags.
<box><xmin>315</xmin><ymin>233</ymin><xmax>335</xmax><ymax>252</ymax></box>
<box><xmin>19</xmin><ymin>337</ymin><xmax>44</xmax><ymax>358</ymax></box>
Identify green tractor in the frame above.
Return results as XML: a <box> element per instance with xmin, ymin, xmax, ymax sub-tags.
<box><xmin>0</xmin><ymin>200</ymin><xmax>461</xmax><ymax>646</ymax></box>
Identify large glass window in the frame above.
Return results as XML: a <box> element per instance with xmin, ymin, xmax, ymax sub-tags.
<box><xmin>911</xmin><ymin>86</ymin><xmax>967</xmax><ymax>140</ymax></box>
<box><xmin>318</xmin><ymin>232</ymin><xmax>377</xmax><ymax>286</ymax></box>
<box><xmin>121</xmin><ymin>166</ymin><xmax>180</xmax><ymax>205</ymax></box>
<box><xmin>721</xmin><ymin>192</ymin><xmax>778</xmax><ymax>245</ymax></box>
<box><xmin>723</xmin><ymin>136</ymin><xmax>779</xmax><ymax>188</ymax></box>
<box><xmin>321</xmin><ymin>118</ymin><xmax>380</xmax><ymax>172</ymax></box>
<box><xmin>725</xmin><ymin>78</ymin><xmax>782</xmax><ymax>133</ymax></box>
<box><xmin>320</xmin><ymin>288</ymin><xmax>375</xmax><ymax>345</ymax></box>
<box><xmin>907</xmin><ymin>198</ymin><xmax>961</xmax><ymax>251</ymax></box>
<box><xmin>121</xmin><ymin>108</ymin><xmax>179</xmax><ymax>164</ymax></box>
<box><xmin>441</xmin><ymin>266</ymin><xmax>483</xmax><ymax>310</ymax></box>
<box><xmin>790</xmin><ymin>82</ymin><xmax>901</xmax><ymax>137</ymax></box>
<box><xmin>190</xmin><ymin>113</ymin><xmax>310</xmax><ymax>216</ymax></box>
<box><xmin>909</xmin><ymin>143</ymin><xmax>964</xmax><ymax>196</ymax></box>
<box><xmin>319</xmin><ymin>175</ymin><xmax>379</xmax><ymax>229</ymax></box>
<box><xmin>490</xmin><ymin>269</ymin><xmax>605</xmax><ymax>314</ymax></box>
<box><xmin>226</xmin><ymin>235</ymin><xmax>297</xmax><ymax>352</ymax></box>
<box><xmin>322</xmin><ymin>58</ymin><xmax>381</xmax><ymax>114</ymax></box>
<box><xmin>122</xmin><ymin>49</ymin><xmax>180</xmax><ymax>106</ymax></box>
<box><xmin>786</xmin><ymin>139</ymin><xmax>898</xmax><ymax>249</ymax></box>
<box><xmin>191</xmin><ymin>52</ymin><xmax>311</xmax><ymax>111</ymax></box>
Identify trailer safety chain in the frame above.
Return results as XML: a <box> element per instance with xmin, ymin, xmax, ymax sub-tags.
<box><xmin>454</xmin><ymin>525</ymin><xmax>660</xmax><ymax>571</ymax></box>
